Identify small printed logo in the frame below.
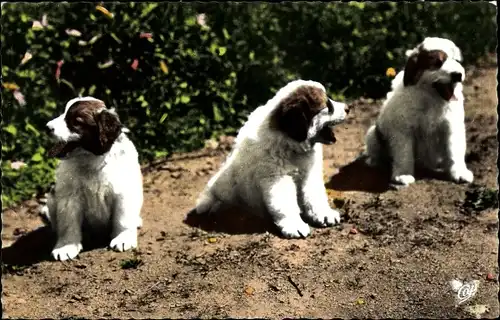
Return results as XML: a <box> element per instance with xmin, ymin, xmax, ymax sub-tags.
<box><xmin>450</xmin><ymin>279</ymin><xmax>480</xmax><ymax>305</ymax></box>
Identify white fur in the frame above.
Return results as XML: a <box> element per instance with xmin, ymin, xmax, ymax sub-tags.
<box><xmin>364</xmin><ymin>38</ymin><xmax>473</xmax><ymax>187</ymax></box>
<box><xmin>51</xmin><ymin>243</ymin><xmax>83</xmax><ymax>261</ymax></box>
<box><xmin>194</xmin><ymin>80</ymin><xmax>347</xmax><ymax>238</ymax></box>
<box><xmin>42</xmin><ymin>97</ymin><xmax>143</xmax><ymax>261</ymax></box>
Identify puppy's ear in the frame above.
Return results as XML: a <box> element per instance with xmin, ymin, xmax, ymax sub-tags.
<box><xmin>453</xmin><ymin>46</ymin><xmax>463</xmax><ymax>62</ymax></box>
<box><xmin>276</xmin><ymin>102</ymin><xmax>309</xmax><ymax>142</ymax></box>
<box><xmin>403</xmin><ymin>53</ymin><xmax>421</xmax><ymax>86</ymax></box>
<box><xmin>272</xmin><ymin>85</ymin><xmax>326</xmax><ymax>142</ymax></box>
<box><xmin>95</xmin><ymin>109</ymin><xmax>122</xmax><ymax>153</ymax></box>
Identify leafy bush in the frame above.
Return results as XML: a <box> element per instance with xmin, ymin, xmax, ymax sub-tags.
<box><xmin>1</xmin><ymin>2</ymin><xmax>496</xmax><ymax>208</ymax></box>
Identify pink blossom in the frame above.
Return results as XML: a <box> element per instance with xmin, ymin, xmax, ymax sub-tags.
<box><xmin>196</xmin><ymin>13</ymin><xmax>207</xmax><ymax>27</ymax></box>
<box><xmin>131</xmin><ymin>59</ymin><xmax>139</xmax><ymax>70</ymax></box>
<box><xmin>55</xmin><ymin>60</ymin><xmax>64</xmax><ymax>80</ymax></box>
<box><xmin>10</xmin><ymin>161</ymin><xmax>27</xmax><ymax>170</ymax></box>
<box><xmin>13</xmin><ymin>90</ymin><xmax>26</xmax><ymax>106</ymax></box>
<box><xmin>20</xmin><ymin>51</ymin><xmax>33</xmax><ymax>65</ymax></box>
<box><xmin>41</xmin><ymin>14</ymin><xmax>49</xmax><ymax>26</ymax></box>
<box><xmin>32</xmin><ymin>21</ymin><xmax>43</xmax><ymax>30</ymax></box>
<box><xmin>65</xmin><ymin>29</ymin><xmax>82</xmax><ymax>37</ymax></box>
<box><xmin>139</xmin><ymin>32</ymin><xmax>152</xmax><ymax>39</ymax></box>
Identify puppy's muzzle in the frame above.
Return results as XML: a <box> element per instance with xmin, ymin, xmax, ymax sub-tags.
<box><xmin>450</xmin><ymin>72</ymin><xmax>463</xmax><ymax>83</ymax></box>
<box><xmin>344</xmin><ymin>103</ymin><xmax>354</xmax><ymax>114</ymax></box>
<box><xmin>46</xmin><ymin>123</ymin><xmax>55</xmax><ymax>135</ymax></box>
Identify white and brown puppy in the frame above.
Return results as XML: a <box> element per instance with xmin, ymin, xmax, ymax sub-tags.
<box><xmin>363</xmin><ymin>37</ymin><xmax>473</xmax><ymax>187</ymax></box>
<box><xmin>40</xmin><ymin>97</ymin><xmax>143</xmax><ymax>261</ymax></box>
<box><xmin>387</xmin><ymin>37</ymin><xmax>464</xmax><ymax>100</ymax></box>
<box><xmin>192</xmin><ymin>80</ymin><xmax>350</xmax><ymax>238</ymax></box>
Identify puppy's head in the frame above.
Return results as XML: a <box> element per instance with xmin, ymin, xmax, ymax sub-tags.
<box><xmin>46</xmin><ymin>97</ymin><xmax>123</xmax><ymax>158</ymax></box>
<box><xmin>405</xmin><ymin>37</ymin><xmax>463</xmax><ymax>62</ymax></box>
<box><xmin>270</xmin><ymin>80</ymin><xmax>349</xmax><ymax>145</ymax></box>
<box><xmin>403</xmin><ymin>37</ymin><xmax>465</xmax><ymax>101</ymax></box>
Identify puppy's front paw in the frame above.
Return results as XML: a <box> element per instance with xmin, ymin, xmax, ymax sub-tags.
<box><xmin>450</xmin><ymin>166</ymin><xmax>474</xmax><ymax>184</ymax></box>
<box><xmin>392</xmin><ymin>174</ymin><xmax>415</xmax><ymax>187</ymax></box>
<box><xmin>276</xmin><ymin>217</ymin><xmax>311</xmax><ymax>239</ymax></box>
<box><xmin>52</xmin><ymin>243</ymin><xmax>83</xmax><ymax>261</ymax></box>
<box><xmin>306</xmin><ymin>208</ymin><xmax>341</xmax><ymax>227</ymax></box>
<box><xmin>110</xmin><ymin>229</ymin><xmax>138</xmax><ymax>252</ymax></box>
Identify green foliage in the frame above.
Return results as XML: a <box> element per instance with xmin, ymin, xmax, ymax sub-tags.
<box><xmin>1</xmin><ymin>2</ymin><xmax>496</xmax><ymax>208</ymax></box>
<box><xmin>462</xmin><ymin>186</ymin><xmax>499</xmax><ymax>214</ymax></box>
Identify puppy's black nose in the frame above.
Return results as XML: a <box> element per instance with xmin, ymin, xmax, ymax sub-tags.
<box><xmin>450</xmin><ymin>72</ymin><xmax>463</xmax><ymax>83</ymax></box>
<box><xmin>344</xmin><ymin>103</ymin><xmax>353</xmax><ymax>114</ymax></box>
<box><xmin>46</xmin><ymin>125</ymin><xmax>54</xmax><ymax>134</ymax></box>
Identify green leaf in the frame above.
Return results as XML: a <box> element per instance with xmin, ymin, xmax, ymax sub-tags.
<box><xmin>222</xmin><ymin>28</ymin><xmax>230</xmax><ymax>40</ymax></box>
<box><xmin>88</xmin><ymin>34</ymin><xmax>103</xmax><ymax>45</ymax></box>
<box><xmin>98</xmin><ymin>60</ymin><xmax>114</xmax><ymax>69</ymax></box>
<box><xmin>31</xmin><ymin>153</ymin><xmax>43</xmax><ymax>162</ymax></box>
<box><xmin>209</xmin><ymin>43</ymin><xmax>218</xmax><ymax>54</ymax></box>
<box><xmin>154</xmin><ymin>52</ymin><xmax>167</xmax><ymax>59</ymax></box>
<box><xmin>185</xmin><ymin>16</ymin><xmax>196</xmax><ymax>26</ymax></box>
<box><xmin>110</xmin><ymin>33</ymin><xmax>122</xmax><ymax>44</ymax></box>
<box><xmin>213</xmin><ymin>105</ymin><xmax>223</xmax><ymax>122</ymax></box>
<box><xmin>218</xmin><ymin>47</ymin><xmax>227</xmax><ymax>56</ymax></box>
<box><xmin>4</xmin><ymin>125</ymin><xmax>17</xmax><ymax>136</ymax></box>
<box><xmin>179</xmin><ymin>82</ymin><xmax>188</xmax><ymax>88</ymax></box>
<box><xmin>59</xmin><ymin>79</ymin><xmax>76</xmax><ymax>94</ymax></box>
<box><xmin>180</xmin><ymin>95</ymin><xmax>190</xmax><ymax>104</ymax></box>
<box><xmin>159</xmin><ymin>113</ymin><xmax>168</xmax><ymax>124</ymax></box>
<box><xmin>140</xmin><ymin>3</ymin><xmax>158</xmax><ymax>18</ymax></box>
<box><xmin>25</xmin><ymin>123</ymin><xmax>40</xmax><ymax>136</ymax></box>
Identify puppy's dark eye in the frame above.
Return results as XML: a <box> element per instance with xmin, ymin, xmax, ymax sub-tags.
<box><xmin>326</xmin><ymin>99</ymin><xmax>334</xmax><ymax>113</ymax></box>
<box><xmin>435</xmin><ymin>59</ymin><xmax>444</xmax><ymax>68</ymax></box>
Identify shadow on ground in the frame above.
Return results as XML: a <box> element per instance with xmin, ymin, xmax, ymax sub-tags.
<box><xmin>1</xmin><ymin>226</ymin><xmax>111</xmax><ymax>266</ymax></box>
<box><xmin>326</xmin><ymin>157</ymin><xmax>392</xmax><ymax>193</ymax></box>
<box><xmin>326</xmin><ymin>155</ymin><xmax>468</xmax><ymax>193</ymax></box>
<box><xmin>1</xmin><ymin>226</ymin><xmax>55</xmax><ymax>266</ymax></box>
<box><xmin>183</xmin><ymin>207</ymin><xmax>277</xmax><ymax>236</ymax></box>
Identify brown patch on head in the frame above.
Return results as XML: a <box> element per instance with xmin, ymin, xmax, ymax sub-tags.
<box><xmin>271</xmin><ymin>85</ymin><xmax>328</xmax><ymax>142</ymax></box>
<box><xmin>403</xmin><ymin>49</ymin><xmax>448</xmax><ymax>86</ymax></box>
<box><xmin>48</xmin><ymin>100</ymin><xmax>123</xmax><ymax>158</ymax></box>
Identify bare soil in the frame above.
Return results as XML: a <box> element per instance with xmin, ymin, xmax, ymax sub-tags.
<box><xmin>2</xmin><ymin>62</ymin><xmax>499</xmax><ymax>319</ymax></box>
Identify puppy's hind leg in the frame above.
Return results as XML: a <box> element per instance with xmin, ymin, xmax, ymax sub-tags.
<box><xmin>194</xmin><ymin>189</ymin><xmax>223</xmax><ymax>215</ymax></box>
<box><xmin>39</xmin><ymin>185</ymin><xmax>56</xmax><ymax>226</ymax></box>
<box><xmin>362</xmin><ymin>125</ymin><xmax>383</xmax><ymax>167</ymax></box>
<box><xmin>388</xmin><ymin>133</ymin><xmax>416</xmax><ymax>188</ymax></box>
<box><xmin>261</xmin><ymin>176</ymin><xmax>311</xmax><ymax>239</ymax></box>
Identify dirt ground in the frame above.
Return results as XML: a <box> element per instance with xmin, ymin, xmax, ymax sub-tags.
<box><xmin>2</xmin><ymin>60</ymin><xmax>499</xmax><ymax>319</ymax></box>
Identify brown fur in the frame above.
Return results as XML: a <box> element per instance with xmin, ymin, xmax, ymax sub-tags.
<box><xmin>271</xmin><ymin>85</ymin><xmax>328</xmax><ymax>142</ymax></box>
<box><xmin>403</xmin><ymin>49</ymin><xmax>448</xmax><ymax>86</ymax></box>
<box><xmin>48</xmin><ymin>100</ymin><xmax>122</xmax><ymax>158</ymax></box>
